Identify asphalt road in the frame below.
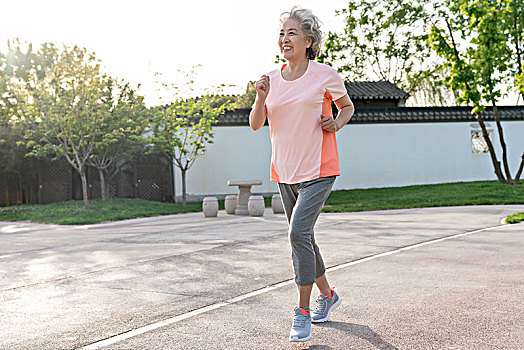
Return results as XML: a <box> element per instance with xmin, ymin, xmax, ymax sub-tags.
<box><xmin>1</xmin><ymin>205</ymin><xmax>523</xmax><ymax>350</ymax></box>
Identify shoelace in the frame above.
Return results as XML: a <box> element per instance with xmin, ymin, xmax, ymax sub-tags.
<box><xmin>293</xmin><ymin>313</ymin><xmax>308</xmax><ymax>327</ymax></box>
<box><xmin>314</xmin><ymin>295</ymin><xmax>327</xmax><ymax>314</ymax></box>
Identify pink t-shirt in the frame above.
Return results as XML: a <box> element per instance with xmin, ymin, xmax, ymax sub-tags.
<box><xmin>265</xmin><ymin>61</ymin><xmax>348</xmax><ymax>184</ymax></box>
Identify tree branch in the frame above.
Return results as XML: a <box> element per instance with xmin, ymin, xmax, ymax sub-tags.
<box><xmin>512</xmin><ymin>5</ymin><xmax>524</xmax><ymax>101</ymax></box>
<box><xmin>514</xmin><ymin>153</ymin><xmax>524</xmax><ymax>184</ymax></box>
<box><xmin>492</xmin><ymin>104</ymin><xmax>513</xmax><ymax>182</ymax></box>
<box><xmin>446</xmin><ymin>19</ymin><xmax>462</xmax><ymax>63</ymax></box>
<box><xmin>477</xmin><ymin>112</ymin><xmax>506</xmax><ymax>183</ymax></box>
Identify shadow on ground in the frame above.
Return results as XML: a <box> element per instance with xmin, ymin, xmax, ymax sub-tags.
<box><xmin>313</xmin><ymin>321</ymin><xmax>399</xmax><ymax>349</ymax></box>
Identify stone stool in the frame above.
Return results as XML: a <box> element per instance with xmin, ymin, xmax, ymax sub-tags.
<box><xmin>271</xmin><ymin>193</ymin><xmax>285</xmax><ymax>214</ymax></box>
<box><xmin>202</xmin><ymin>197</ymin><xmax>218</xmax><ymax>217</ymax></box>
<box><xmin>224</xmin><ymin>195</ymin><xmax>237</xmax><ymax>215</ymax></box>
<box><xmin>248</xmin><ymin>195</ymin><xmax>265</xmax><ymax>217</ymax></box>
<box><xmin>227</xmin><ymin>180</ymin><xmax>263</xmax><ymax>215</ymax></box>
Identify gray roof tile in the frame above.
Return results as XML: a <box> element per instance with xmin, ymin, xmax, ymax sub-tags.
<box><xmin>346</xmin><ymin>81</ymin><xmax>410</xmax><ymax>100</ymax></box>
<box><xmin>216</xmin><ymin>106</ymin><xmax>524</xmax><ymax>126</ymax></box>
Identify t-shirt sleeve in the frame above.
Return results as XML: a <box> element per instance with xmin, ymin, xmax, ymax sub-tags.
<box><xmin>266</xmin><ymin>69</ymin><xmax>279</xmax><ymax>82</ymax></box>
<box><xmin>324</xmin><ymin>67</ymin><xmax>347</xmax><ymax>101</ymax></box>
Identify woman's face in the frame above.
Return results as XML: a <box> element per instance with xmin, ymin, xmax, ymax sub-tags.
<box><xmin>279</xmin><ymin>18</ymin><xmax>311</xmax><ymax>61</ymax></box>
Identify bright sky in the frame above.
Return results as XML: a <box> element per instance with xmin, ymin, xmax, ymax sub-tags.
<box><xmin>0</xmin><ymin>0</ymin><xmax>348</xmax><ymax>105</ymax></box>
<box><xmin>1</xmin><ymin>0</ymin><xmax>520</xmax><ymax>106</ymax></box>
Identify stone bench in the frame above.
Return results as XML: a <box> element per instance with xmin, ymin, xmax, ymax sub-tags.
<box><xmin>227</xmin><ymin>180</ymin><xmax>262</xmax><ymax>215</ymax></box>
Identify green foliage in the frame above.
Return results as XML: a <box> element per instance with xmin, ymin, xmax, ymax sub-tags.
<box><xmin>87</xmin><ymin>78</ymin><xmax>149</xmax><ymax>199</ymax></box>
<box><xmin>94</xmin><ymin>79</ymin><xmax>148</xmax><ymax>158</ymax></box>
<box><xmin>427</xmin><ymin>0</ymin><xmax>521</xmax><ymax>111</ymax></box>
<box><xmin>1</xmin><ymin>40</ymin><xmax>154</xmax><ymax>206</ymax></box>
<box><xmin>506</xmin><ymin>212</ymin><xmax>524</xmax><ymax>224</ymax></box>
<box><xmin>517</xmin><ymin>67</ymin><xmax>524</xmax><ymax>94</ymax></box>
<box><xmin>149</xmin><ymin>93</ymin><xmax>230</xmax><ymax>170</ymax></box>
<box><xmin>232</xmin><ymin>81</ymin><xmax>256</xmax><ymax>109</ymax></box>
<box><xmin>9</xmin><ymin>43</ymin><xmax>113</xmax><ymax>209</ymax></box>
<box><xmin>14</xmin><ymin>45</ymin><xmax>109</xmax><ymax>166</ymax></box>
<box><xmin>200</xmin><ymin>81</ymin><xmax>256</xmax><ymax>110</ymax></box>
<box><xmin>274</xmin><ymin>54</ymin><xmax>287</xmax><ymax>65</ymax></box>
<box><xmin>427</xmin><ymin>0</ymin><xmax>524</xmax><ymax>185</ymax></box>
<box><xmin>321</xmin><ymin>0</ymin><xmax>453</xmax><ymax>105</ymax></box>
<box><xmin>0</xmin><ymin>41</ymin><xmax>55</xmax><ymax>201</ymax></box>
<box><xmin>1</xmin><ymin>40</ymin><xmax>56</xmax><ymax>126</ymax></box>
<box><xmin>508</xmin><ymin>0</ymin><xmax>524</xmax><ymax>99</ymax></box>
<box><xmin>149</xmin><ymin>68</ymin><xmax>233</xmax><ymax>204</ymax></box>
<box><xmin>0</xmin><ymin>51</ymin><xmax>7</xmax><ymax>126</ymax></box>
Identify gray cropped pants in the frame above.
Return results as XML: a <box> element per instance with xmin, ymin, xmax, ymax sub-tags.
<box><xmin>278</xmin><ymin>176</ymin><xmax>336</xmax><ymax>286</ymax></box>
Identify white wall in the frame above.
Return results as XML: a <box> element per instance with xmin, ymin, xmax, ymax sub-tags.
<box><xmin>174</xmin><ymin>126</ymin><xmax>276</xmax><ymax>198</ymax></box>
<box><xmin>174</xmin><ymin>121</ymin><xmax>524</xmax><ymax>198</ymax></box>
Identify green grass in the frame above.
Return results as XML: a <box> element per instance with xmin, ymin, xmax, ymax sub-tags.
<box><xmin>0</xmin><ymin>181</ymin><xmax>522</xmax><ymax>225</ymax></box>
<box><xmin>0</xmin><ymin>197</ymin><xmax>273</xmax><ymax>225</ymax></box>
<box><xmin>0</xmin><ymin>198</ymin><xmax>202</xmax><ymax>225</ymax></box>
<box><xmin>506</xmin><ymin>213</ymin><xmax>524</xmax><ymax>224</ymax></box>
<box><xmin>324</xmin><ymin>180</ymin><xmax>524</xmax><ymax>212</ymax></box>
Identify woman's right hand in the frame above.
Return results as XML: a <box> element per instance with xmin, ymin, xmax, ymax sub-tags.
<box><xmin>255</xmin><ymin>75</ymin><xmax>270</xmax><ymax>100</ymax></box>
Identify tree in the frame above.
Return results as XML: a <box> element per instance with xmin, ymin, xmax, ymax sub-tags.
<box><xmin>428</xmin><ymin>0</ymin><xmax>524</xmax><ymax>184</ymax></box>
<box><xmin>150</xmin><ymin>68</ymin><xmax>233</xmax><ymax>205</ymax></box>
<box><xmin>508</xmin><ymin>0</ymin><xmax>524</xmax><ymax>102</ymax></box>
<box><xmin>232</xmin><ymin>81</ymin><xmax>256</xmax><ymax>109</ymax></box>
<box><xmin>0</xmin><ymin>50</ymin><xmax>8</xmax><ymax>126</ymax></box>
<box><xmin>16</xmin><ymin>45</ymin><xmax>110</xmax><ymax>208</ymax></box>
<box><xmin>149</xmin><ymin>94</ymin><xmax>231</xmax><ymax>205</ymax></box>
<box><xmin>87</xmin><ymin>79</ymin><xmax>148</xmax><ymax>200</ymax></box>
<box><xmin>517</xmin><ymin>69</ymin><xmax>524</xmax><ymax>95</ymax></box>
<box><xmin>1</xmin><ymin>41</ymin><xmax>56</xmax><ymax>205</ymax></box>
<box><xmin>2</xmin><ymin>40</ymin><xmax>57</xmax><ymax>125</ymax></box>
<box><xmin>0</xmin><ymin>123</ymin><xmax>39</xmax><ymax>205</ymax></box>
<box><xmin>320</xmin><ymin>0</ymin><xmax>455</xmax><ymax>106</ymax></box>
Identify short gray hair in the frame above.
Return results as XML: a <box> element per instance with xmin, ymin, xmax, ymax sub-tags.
<box><xmin>280</xmin><ymin>7</ymin><xmax>323</xmax><ymax>60</ymax></box>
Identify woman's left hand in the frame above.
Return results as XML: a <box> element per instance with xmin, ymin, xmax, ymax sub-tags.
<box><xmin>321</xmin><ymin>115</ymin><xmax>338</xmax><ymax>133</ymax></box>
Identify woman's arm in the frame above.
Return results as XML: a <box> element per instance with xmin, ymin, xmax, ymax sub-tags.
<box><xmin>249</xmin><ymin>75</ymin><xmax>270</xmax><ymax>131</ymax></box>
<box><xmin>321</xmin><ymin>94</ymin><xmax>355</xmax><ymax>133</ymax></box>
<box><xmin>334</xmin><ymin>94</ymin><xmax>355</xmax><ymax>131</ymax></box>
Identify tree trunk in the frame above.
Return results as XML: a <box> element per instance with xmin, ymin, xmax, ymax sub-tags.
<box><xmin>105</xmin><ymin>181</ymin><xmax>110</xmax><ymax>200</ymax></box>
<box><xmin>18</xmin><ymin>174</ymin><xmax>23</xmax><ymax>205</ymax></box>
<box><xmin>164</xmin><ymin>155</ymin><xmax>176</xmax><ymax>203</ymax></box>
<box><xmin>476</xmin><ymin>113</ymin><xmax>507</xmax><ymax>183</ymax></box>
<box><xmin>98</xmin><ymin>168</ymin><xmax>107</xmax><ymax>201</ymax></box>
<box><xmin>181</xmin><ymin>169</ymin><xmax>187</xmax><ymax>206</ymax></box>
<box><xmin>170</xmin><ymin>159</ymin><xmax>176</xmax><ymax>203</ymax></box>
<box><xmin>514</xmin><ymin>153</ymin><xmax>524</xmax><ymax>184</ymax></box>
<box><xmin>492</xmin><ymin>104</ymin><xmax>513</xmax><ymax>183</ymax></box>
<box><xmin>107</xmin><ymin>163</ymin><xmax>120</xmax><ymax>200</ymax></box>
<box><xmin>3</xmin><ymin>175</ymin><xmax>8</xmax><ymax>206</ymax></box>
<box><xmin>80</xmin><ymin>170</ymin><xmax>90</xmax><ymax>209</ymax></box>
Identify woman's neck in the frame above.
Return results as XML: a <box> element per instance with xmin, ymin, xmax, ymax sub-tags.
<box><xmin>282</xmin><ymin>58</ymin><xmax>310</xmax><ymax>81</ymax></box>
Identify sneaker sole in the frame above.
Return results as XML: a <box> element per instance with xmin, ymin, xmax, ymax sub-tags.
<box><xmin>311</xmin><ymin>297</ymin><xmax>342</xmax><ymax>323</ymax></box>
<box><xmin>289</xmin><ymin>334</ymin><xmax>312</xmax><ymax>342</ymax></box>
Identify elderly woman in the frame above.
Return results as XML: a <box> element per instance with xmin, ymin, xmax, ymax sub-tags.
<box><xmin>249</xmin><ymin>7</ymin><xmax>355</xmax><ymax>342</ymax></box>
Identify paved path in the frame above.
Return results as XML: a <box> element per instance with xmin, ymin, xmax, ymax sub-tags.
<box><xmin>1</xmin><ymin>205</ymin><xmax>523</xmax><ymax>349</ymax></box>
